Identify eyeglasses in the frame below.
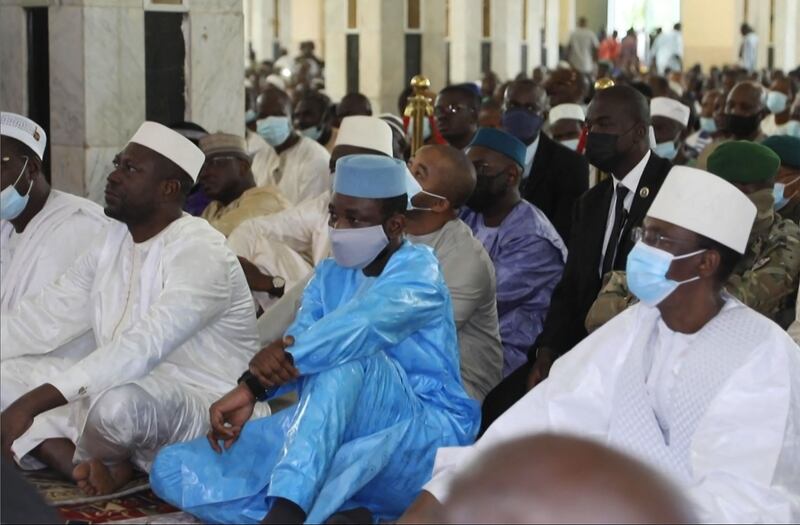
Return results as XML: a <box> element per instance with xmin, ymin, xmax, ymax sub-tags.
<box><xmin>471</xmin><ymin>161</ymin><xmax>494</xmax><ymax>177</ymax></box>
<box><xmin>1</xmin><ymin>155</ymin><xmax>28</xmax><ymax>166</ymax></box>
<box><xmin>434</xmin><ymin>104</ymin><xmax>468</xmax><ymax>116</ymax></box>
<box><xmin>631</xmin><ymin>226</ymin><xmax>698</xmax><ymax>249</ymax></box>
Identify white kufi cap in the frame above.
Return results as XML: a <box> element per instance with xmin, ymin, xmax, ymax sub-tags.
<box><xmin>650</xmin><ymin>97</ymin><xmax>690</xmax><ymax>127</ymax></box>
<box><xmin>548</xmin><ymin>103</ymin><xmax>585</xmax><ymax>125</ymax></box>
<box><xmin>646</xmin><ymin>166</ymin><xmax>756</xmax><ymax>254</ymax></box>
<box><xmin>335</xmin><ymin>116</ymin><xmax>394</xmax><ymax>157</ymax></box>
<box><xmin>1</xmin><ymin>112</ymin><xmax>47</xmax><ymax>160</ymax></box>
<box><xmin>128</xmin><ymin>121</ymin><xmax>206</xmax><ymax>182</ymax></box>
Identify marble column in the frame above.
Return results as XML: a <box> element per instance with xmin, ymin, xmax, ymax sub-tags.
<box><xmin>490</xmin><ymin>0</ymin><xmax>522</xmax><ymax>79</ymax></box>
<box><xmin>421</xmin><ymin>0</ymin><xmax>448</xmax><ymax>93</ymax></box>
<box><xmin>773</xmin><ymin>0</ymin><xmax>798</xmax><ymax>72</ymax></box>
<box><xmin>44</xmin><ymin>0</ymin><xmax>244</xmax><ymax>203</ymax></box>
<box><xmin>545</xmin><ymin>0</ymin><xmax>561</xmax><ymax>67</ymax></box>
<box><xmin>449</xmin><ymin>0</ymin><xmax>482</xmax><ymax>83</ymax></box>
<box><xmin>359</xmin><ymin>0</ymin><xmax>404</xmax><ymax>114</ymax></box>
<box><xmin>323</xmin><ymin>0</ymin><xmax>347</xmax><ymax>103</ymax></box>
<box><xmin>244</xmin><ymin>0</ymin><xmax>277</xmax><ymax>63</ymax></box>
<box><xmin>527</xmin><ymin>0</ymin><xmax>545</xmax><ymax>69</ymax></box>
<box><xmin>0</xmin><ymin>5</ymin><xmax>27</xmax><ymax>115</ymax></box>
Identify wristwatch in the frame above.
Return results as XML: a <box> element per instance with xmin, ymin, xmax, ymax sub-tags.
<box><xmin>269</xmin><ymin>276</ymin><xmax>286</xmax><ymax>298</ymax></box>
<box><xmin>237</xmin><ymin>370</ymin><xmax>269</xmax><ymax>401</ymax></box>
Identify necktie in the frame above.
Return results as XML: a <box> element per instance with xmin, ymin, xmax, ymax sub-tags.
<box><xmin>602</xmin><ymin>185</ymin><xmax>629</xmax><ymax>275</ymax></box>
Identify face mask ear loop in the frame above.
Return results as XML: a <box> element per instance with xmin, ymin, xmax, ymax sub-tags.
<box><xmin>14</xmin><ymin>157</ymin><xmax>33</xmax><ymax>197</ymax></box>
<box><xmin>670</xmin><ymin>248</ymin><xmax>707</xmax><ymax>285</ymax></box>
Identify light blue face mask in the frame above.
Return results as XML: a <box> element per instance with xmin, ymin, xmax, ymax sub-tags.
<box><xmin>559</xmin><ymin>138</ymin><xmax>580</xmax><ymax>151</ymax></box>
<box><xmin>256</xmin><ymin>116</ymin><xmax>292</xmax><ymax>147</ymax></box>
<box><xmin>329</xmin><ymin>224</ymin><xmax>389</xmax><ymax>269</ymax></box>
<box><xmin>245</xmin><ymin>109</ymin><xmax>258</xmax><ymax>125</ymax></box>
<box><xmin>699</xmin><ymin>117</ymin><xmax>717</xmax><ymax>134</ymax></box>
<box><xmin>301</xmin><ymin>126</ymin><xmax>323</xmax><ymax>141</ymax></box>
<box><xmin>774</xmin><ymin>177</ymin><xmax>800</xmax><ymax>210</ymax></box>
<box><xmin>786</xmin><ymin>120</ymin><xmax>800</xmax><ymax>139</ymax></box>
<box><xmin>766</xmin><ymin>90</ymin><xmax>788</xmax><ymax>114</ymax></box>
<box><xmin>626</xmin><ymin>241</ymin><xmax>706</xmax><ymax>307</ymax></box>
<box><xmin>0</xmin><ymin>157</ymin><xmax>32</xmax><ymax>221</ymax></box>
<box><xmin>653</xmin><ymin>140</ymin><xmax>679</xmax><ymax>160</ymax></box>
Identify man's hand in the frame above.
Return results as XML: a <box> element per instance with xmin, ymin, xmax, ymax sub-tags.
<box><xmin>207</xmin><ymin>383</ymin><xmax>257</xmax><ymax>453</ymax></box>
<box><xmin>0</xmin><ymin>384</ymin><xmax>66</xmax><ymax>461</ymax></box>
<box><xmin>237</xmin><ymin>256</ymin><xmax>274</xmax><ymax>293</ymax></box>
<box><xmin>526</xmin><ymin>347</ymin><xmax>555</xmax><ymax>391</ymax></box>
<box><xmin>0</xmin><ymin>405</ymin><xmax>35</xmax><ymax>461</ymax></box>
<box><xmin>249</xmin><ymin>336</ymin><xmax>299</xmax><ymax>388</ymax></box>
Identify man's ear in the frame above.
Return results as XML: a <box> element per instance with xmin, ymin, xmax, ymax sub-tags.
<box><xmin>697</xmin><ymin>249</ymin><xmax>721</xmax><ymax>279</ymax></box>
<box><xmin>507</xmin><ymin>165</ymin><xmax>523</xmax><ymax>189</ymax></box>
<box><xmin>386</xmin><ymin>212</ymin><xmax>406</xmax><ymax>238</ymax></box>
<box><xmin>162</xmin><ymin>178</ymin><xmax>183</xmax><ymax>200</ymax></box>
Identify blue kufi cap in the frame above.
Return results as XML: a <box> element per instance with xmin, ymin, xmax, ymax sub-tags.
<box><xmin>468</xmin><ymin>127</ymin><xmax>527</xmax><ymax>168</ymax></box>
<box><xmin>334</xmin><ymin>155</ymin><xmax>419</xmax><ymax>204</ymax></box>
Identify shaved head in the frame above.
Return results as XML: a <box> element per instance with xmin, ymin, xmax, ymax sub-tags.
<box><xmin>414</xmin><ymin>145</ymin><xmax>477</xmax><ymax>208</ymax></box>
<box><xmin>591</xmin><ymin>84</ymin><xmax>651</xmax><ymax>126</ymax></box>
<box><xmin>443</xmin><ymin>434</ymin><xmax>695</xmax><ymax>524</ymax></box>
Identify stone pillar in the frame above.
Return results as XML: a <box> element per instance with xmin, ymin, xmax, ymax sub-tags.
<box><xmin>322</xmin><ymin>0</ymin><xmax>347</xmax><ymax>103</ymax></box>
<box><xmin>0</xmin><ymin>5</ymin><xmax>27</xmax><ymax>114</ymax></box>
<box><xmin>185</xmin><ymin>1</ymin><xmax>245</xmax><ymax>135</ymax></box>
<box><xmin>359</xmin><ymin>0</ymin><xmax>404</xmax><ymax>113</ymax></box>
<box><xmin>449</xmin><ymin>0</ymin><xmax>482</xmax><ymax>83</ymax></box>
<box><xmin>558</xmin><ymin>0</ymin><xmax>575</xmax><ymax>48</ymax></box>
<box><xmin>747</xmin><ymin>0</ymin><xmax>771</xmax><ymax>70</ymax></box>
<box><xmin>527</xmin><ymin>0</ymin><xmax>545</xmax><ymax>69</ymax></box>
<box><xmin>244</xmin><ymin>0</ymin><xmax>277</xmax><ymax>63</ymax></box>
<box><xmin>48</xmin><ymin>3</ymin><xmax>146</xmax><ymax>202</ymax></box>
<box><xmin>545</xmin><ymin>0</ymin><xmax>561</xmax><ymax>67</ymax></box>
<box><xmin>773</xmin><ymin>0</ymin><xmax>798</xmax><ymax>71</ymax></box>
<box><xmin>491</xmin><ymin>0</ymin><xmax>523</xmax><ymax>79</ymax></box>
<box><xmin>421</xmin><ymin>0</ymin><xmax>448</xmax><ymax>92</ymax></box>
<box><xmin>0</xmin><ymin>0</ymin><xmax>246</xmax><ymax>202</ymax></box>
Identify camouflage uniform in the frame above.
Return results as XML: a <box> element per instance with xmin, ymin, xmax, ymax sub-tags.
<box><xmin>585</xmin><ymin>194</ymin><xmax>800</xmax><ymax>332</ymax></box>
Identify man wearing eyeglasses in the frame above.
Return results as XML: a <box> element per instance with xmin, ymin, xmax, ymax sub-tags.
<box><xmin>403</xmin><ymin>167</ymin><xmax>800</xmax><ymax>524</ymax></box>
<box><xmin>434</xmin><ymin>85</ymin><xmax>481</xmax><ymax>151</ymax></box>
<box><xmin>501</xmin><ymin>79</ymin><xmax>589</xmax><ymax>243</ymax></box>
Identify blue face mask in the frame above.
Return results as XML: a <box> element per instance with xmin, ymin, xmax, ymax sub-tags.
<box><xmin>786</xmin><ymin>120</ymin><xmax>800</xmax><ymax>139</ymax></box>
<box><xmin>301</xmin><ymin>125</ymin><xmax>323</xmax><ymax>141</ymax></box>
<box><xmin>774</xmin><ymin>177</ymin><xmax>800</xmax><ymax>210</ymax></box>
<box><xmin>559</xmin><ymin>138</ymin><xmax>580</xmax><ymax>151</ymax></box>
<box><xmin>256</xmin><ymin>116</ymin><xmax>292</xmax><ymax>147</ymax></box>
<box><xmin>626</xmin><ymin>241</ymin><xmax>706</xmax><ymax>307</ymax></box>
<box><xmin>699</xmin><ymin>117</ymin><xmax>717</xmax><ymax>134</ymax></box>
<box><xmin>766</xmin><ymin>90</ymin><xmax>788</xmax><ymax>114</ymax></box>
<box><xmin>501</xmin><ymin>108</ymin><xmax>544</xmax><ymax>143</ymax></box>
<box><xmin>245</xmin><ymin>109</ymin><xmax>258</xmax><ymax>125</ymax></box>
<box><xmin>653</xmin><ymin>140</ymin><xmax>679</xmax><ymax>160</ymax></box>
<box><xmin>0</xmin><ymin>157</ymin><xmax>33</xmax><ymax>221</ymax></box>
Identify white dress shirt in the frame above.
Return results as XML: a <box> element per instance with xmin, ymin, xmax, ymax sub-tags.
<box><xmin>522</xmin><ymin>134</ymin><xmax>541</xmax><ymax>180</ymax></box>
<box><xmin>600</xmin><ymin>150</ymin><xmax>651</xmax><ymax>275</ymax></box>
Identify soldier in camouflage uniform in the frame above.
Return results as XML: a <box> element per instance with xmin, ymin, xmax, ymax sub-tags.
<box><xmin>762</xmin><ymin>135</ymin><xmax>800</xmax><ymax>225</ymax></box>
<box><xmin>586</xmin><ymin>141</ymin><xmax>800</xmax><ymax>332</ymax></box>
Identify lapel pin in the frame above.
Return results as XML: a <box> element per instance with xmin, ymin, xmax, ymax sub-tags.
<box><xmin>639</xmin><ymin>187</ymin><xmax>650</xmax><ymax>198</ymax></box>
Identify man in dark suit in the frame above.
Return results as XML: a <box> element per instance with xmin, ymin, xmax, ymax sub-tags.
<box><xmin>481</xmin><ymin>84</ymin><xmax>673</xmax><ymax>432</ymax></box>
<box><xmin>501</xmin><ymin>79</ymin><xmax>589</xmax><ymax>242</ymax></box>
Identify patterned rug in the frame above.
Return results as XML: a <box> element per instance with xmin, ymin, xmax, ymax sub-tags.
<box><xmin>23</xmin><ymin>468</ymin><xmax>150</xmax><ymax>507</ymax></box>
<box><xmin>20</xmin><ymin>469</ymin><xmax>197</xmax><ymax>524</ymax></box>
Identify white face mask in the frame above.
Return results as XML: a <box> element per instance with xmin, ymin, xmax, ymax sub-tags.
<box><xmin>766</xmin><ymin>90</ymin><xmax>788</xmax><ymax>114</ymax></box>
<box><xmin>559</xmin><ymin>138</ymin><xmax>580</xmax><ymax>151</ymax></box>
<box><xmin>329</xmin><ymin>224</ymin><xmax>390</xmax><ymax>269</ymax></box>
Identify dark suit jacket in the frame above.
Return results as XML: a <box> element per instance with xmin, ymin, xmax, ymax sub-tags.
<box><xmin>522</xmin><ymin>133</ymin><xmax>590</xmax><ymax>242</ymax></box>
<box><xmin>535</xmin><ymin>153</ymin><xmax>673</xmax><ymax>356</ymax></box>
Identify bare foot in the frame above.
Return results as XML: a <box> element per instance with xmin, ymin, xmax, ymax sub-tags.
<box><xmin>72</xmin><ymin>458</ymin><xmax>133</xmax><ymax>496</ymax></box>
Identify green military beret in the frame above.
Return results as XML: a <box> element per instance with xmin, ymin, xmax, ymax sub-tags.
<box><xmin>707</xmin><ymin>140</ymin><xmax>781</xmax><ymax>183</ymax></box>
<box><xmin>761</xmin><ymin>135</ymin><xmax>800</xmax><ymax>169</ymax></box>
